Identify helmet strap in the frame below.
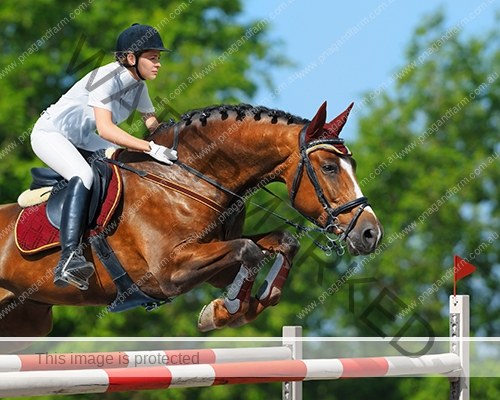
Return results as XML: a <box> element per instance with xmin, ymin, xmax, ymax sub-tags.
<box><xmin>133</xmin><ymin>52</ymin><xmax>146</xmax><ymax>81</ymax></box>
<box><xmin>123</xmin><ymin>52</ymin><xmax>146</xmax><ymax>81</ymax></box>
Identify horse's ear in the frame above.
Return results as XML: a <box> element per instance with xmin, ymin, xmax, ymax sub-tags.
<box><xmin>305</xmin><ymin>101</ymin><xmax>328</xmax><ymax>143</ymax></box>
<box><xmin>323</xmin><ymin>102</ymin><xmax>354</xmax><ymax>139</ymax></box>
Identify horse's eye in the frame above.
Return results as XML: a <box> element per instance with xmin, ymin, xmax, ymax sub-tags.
<box><xmin>321</xmin><ymin>164</ymin><xmax>338</xmax><ymax>174</ymax></box>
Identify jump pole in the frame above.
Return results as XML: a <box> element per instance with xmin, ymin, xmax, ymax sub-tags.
<box><xmin>0</xmin><ymin>346</ymin><xmax>293</xmax><ymax>372</ymax></box>
<box><xmin>0</xmin><ymin>353</ymin><xmax>462</xmax><ymax>397</ymax></box>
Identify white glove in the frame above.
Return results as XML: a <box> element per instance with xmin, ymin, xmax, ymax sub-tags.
<box><xmin>145</xmin><ymin>141</ymin><xmax>178</xmax><ymax>165</ymax></box>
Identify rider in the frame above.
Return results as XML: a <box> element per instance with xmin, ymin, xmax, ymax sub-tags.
<box><xmin>30</xmin><ymin>23</ymin><xmax>177</xmax><ymax>290</ymax></box>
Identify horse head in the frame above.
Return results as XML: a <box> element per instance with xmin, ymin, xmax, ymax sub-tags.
<box><xmin>286</xmin><ymin>101</ymin><xmax>383</xmax><ymax>256</ymax></box>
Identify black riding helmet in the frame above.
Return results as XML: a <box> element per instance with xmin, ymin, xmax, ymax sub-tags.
<box><xmin>116</xmin><ymin>23</ymin><xmax>171</xmax><ymax>80</ymax></box>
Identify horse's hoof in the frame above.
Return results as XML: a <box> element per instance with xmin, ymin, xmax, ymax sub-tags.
<box><xmin>197</xmin><ymin>303</ymin><xmax>217</xmax><ymax>332</ymax></box>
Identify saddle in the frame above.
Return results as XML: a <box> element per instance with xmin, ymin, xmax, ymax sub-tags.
<box><xmin>15</xmin><ymin>150</ymin><xmax>121</xmax><ymax>254</ymax></box>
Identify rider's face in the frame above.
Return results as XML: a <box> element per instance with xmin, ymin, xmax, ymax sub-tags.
<box><xmin>137</xmin><ymin>50</ymin><xmax>161</xmax><ymax>80</ymax></box>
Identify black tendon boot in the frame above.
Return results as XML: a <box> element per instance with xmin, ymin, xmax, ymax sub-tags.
<box><xmin>53</xmin><ymin>176</ymin><xmax>95</xmax><ymax>290</ymax></box>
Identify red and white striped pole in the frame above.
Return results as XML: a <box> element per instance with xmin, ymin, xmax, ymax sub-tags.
<box><xmin>0</xmin><ymin>353</ymin><xmax>461</xmax><ymax>398</ymax></box>
<box><xmin>0</xmin><ymin>347</ymin><xmax>292</xmax><ymax>372</ymax></box>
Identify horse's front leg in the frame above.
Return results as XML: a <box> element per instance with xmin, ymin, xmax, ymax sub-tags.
<box><xmin>227</xmin><ymin>230</ymin><xmax>300</xmax><ymax>329</ymax></box>
<box><xmin>151</xmin><ymin>238</ymin><xmax>265</xmax><ymax>332</ymax></box>
<box><xmin>203</xmin><ymin>230</ymin><xmax>300</xmax><ymax>331</ymax></box>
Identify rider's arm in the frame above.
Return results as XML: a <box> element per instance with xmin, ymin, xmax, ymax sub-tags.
<box><xmin>141</xmin><ymin>112</ymin><xmax>161</xmax><ymax>134</ymax></box>
<box><xmin>94</xmin><ymin>106</ymin><xmax>151</xmax><ymax>151</ymax></box>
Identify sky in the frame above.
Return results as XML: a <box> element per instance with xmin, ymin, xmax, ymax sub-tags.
<box><xmin>241</xmin><ymin>0</ymin><xmax>500</xmax><ymax>140</ymax></box>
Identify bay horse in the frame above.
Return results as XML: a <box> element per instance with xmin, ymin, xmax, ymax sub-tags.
<box><xmin>0</xmin><ymin>101</ymin><xmax>383</xmax><ymax>338</ymax></box>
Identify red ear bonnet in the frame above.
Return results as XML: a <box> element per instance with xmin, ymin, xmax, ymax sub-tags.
<box><xmin>324</xmin><ymin>102</ymin><xmax>354</xmax><ymax>139</ymax></box>
<box><xmin>304</xmin><ymin>101</ymin><xmax>328</xmax><ymax>143</ymax></box>
<box><xmin>303</xmin><ymin>102</ymin><xmax>354</xmax><ymax>155</ymax></box>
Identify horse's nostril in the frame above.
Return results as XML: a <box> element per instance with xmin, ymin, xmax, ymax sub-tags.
<box><xmin>363</xmin><ymin>228</ymin><xmax>374</xmax><ymax>240</ymax></box>
<box><xmin>361</xmin><ymin>228</ymin><xmax>379</xmax><ymax>250</ymax></box>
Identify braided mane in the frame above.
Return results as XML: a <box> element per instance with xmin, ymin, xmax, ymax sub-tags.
<box><xmin>159</xmin><ymin>103</ymin><xmax>310</xmax><ymax>130</ymax></box>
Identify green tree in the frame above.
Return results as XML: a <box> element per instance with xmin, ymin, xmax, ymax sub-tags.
<box><xmin>0</xmin><ymin>0</ymin><xmax>286</xmax><ymax>203</ymax></box>
<box><xmin>354</xmin><ymin>11</ymin><xmax>500</xmax><ymax>337</ymax></box>
<box><xmin>342</xmin><ymin>12</ymin><xmax>500</xmax><ymax>399</ymax></box>
<box><xmin>251</xmin><ymin>10</ymin><xmax>500</xmax><ymax>400</ymax></box>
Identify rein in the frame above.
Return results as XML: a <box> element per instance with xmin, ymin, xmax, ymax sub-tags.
<box><xmin>174</xmin><ymin>161</ymin><xmax>341</xmax><ymax>255</ymax></box>
<box><xmin>106</xmin><ymin>122</ymin><xmax>368</xmax><ymax>257</ymax></box>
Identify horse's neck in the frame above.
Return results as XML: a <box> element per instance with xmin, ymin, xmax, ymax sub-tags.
<box><xmin>178</xmin><ymin>119</ymin><xmax>298</xmax><ymax>194</ymax></box>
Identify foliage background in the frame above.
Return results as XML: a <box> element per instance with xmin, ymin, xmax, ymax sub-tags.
<box><xmin>0</xmin><ymin>0</ymin><xmax>499</xmax><ymax>398</ymax></box>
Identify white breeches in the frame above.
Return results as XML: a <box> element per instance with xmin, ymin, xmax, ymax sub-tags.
<box><xmin>31</xmin><ymin>114</ymin><xmax>117</xmax><ymax>190</ymax></box>
<box><xmin>31</xmin><ymin>131</ymin><xmax>95</xmax><ymax>190</ymax></box>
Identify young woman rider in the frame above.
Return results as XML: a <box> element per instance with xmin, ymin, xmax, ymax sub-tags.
<box><xmin>30</xmin><ymin>24</ymin><xmax>177</xmax><ymax>290</ymax></box>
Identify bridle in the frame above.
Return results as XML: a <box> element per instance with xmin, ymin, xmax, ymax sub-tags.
<box><xmin>288</xmin><ymin>124</ymin><xmax>370</xmax><ymax>253</ymax></box>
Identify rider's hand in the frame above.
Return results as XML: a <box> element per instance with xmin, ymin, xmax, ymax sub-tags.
<box><xmin>145</xmin><ymin>141</ymin><xmax>178</xmax><ymax>165</ymax></box>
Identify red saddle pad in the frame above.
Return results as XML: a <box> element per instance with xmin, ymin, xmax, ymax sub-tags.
<box><xmin>15</xmin><ymin>164</ymin><xmax>122</xmax><ymax>255</ymax></box>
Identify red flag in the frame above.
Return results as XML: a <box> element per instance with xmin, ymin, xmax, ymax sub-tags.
<box><xmin>454</xmin><ymin>255</ymin><xmax>476</xmax><ymax>296</ymax></box>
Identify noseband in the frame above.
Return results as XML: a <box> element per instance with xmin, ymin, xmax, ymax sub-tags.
<box><xmin>289</xmin><ymin>125</ymin><xmax>370</xmax><ymax>254</ymax></box>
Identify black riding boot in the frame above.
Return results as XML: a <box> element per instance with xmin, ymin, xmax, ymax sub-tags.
<box><xmin>53</xmin><ymin>176</ymin><xmax>95</xmax><ymax>290</ymax></box>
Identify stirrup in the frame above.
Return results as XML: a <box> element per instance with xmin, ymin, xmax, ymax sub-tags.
<box><xmin>54</xmin><ymin>252</ymin><xmax>95</xmax><ymax>291</ymax></box>
<box><xmin>60</xmin><ymin>269</ymin><xmax>93</xmax><ymax>291</ymax></box>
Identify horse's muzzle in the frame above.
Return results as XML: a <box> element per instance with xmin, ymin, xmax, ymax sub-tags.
<box><xmin>345</xmin><ymin>218</ymin><xmax>384</xmax><ymax>256</ymax></box>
